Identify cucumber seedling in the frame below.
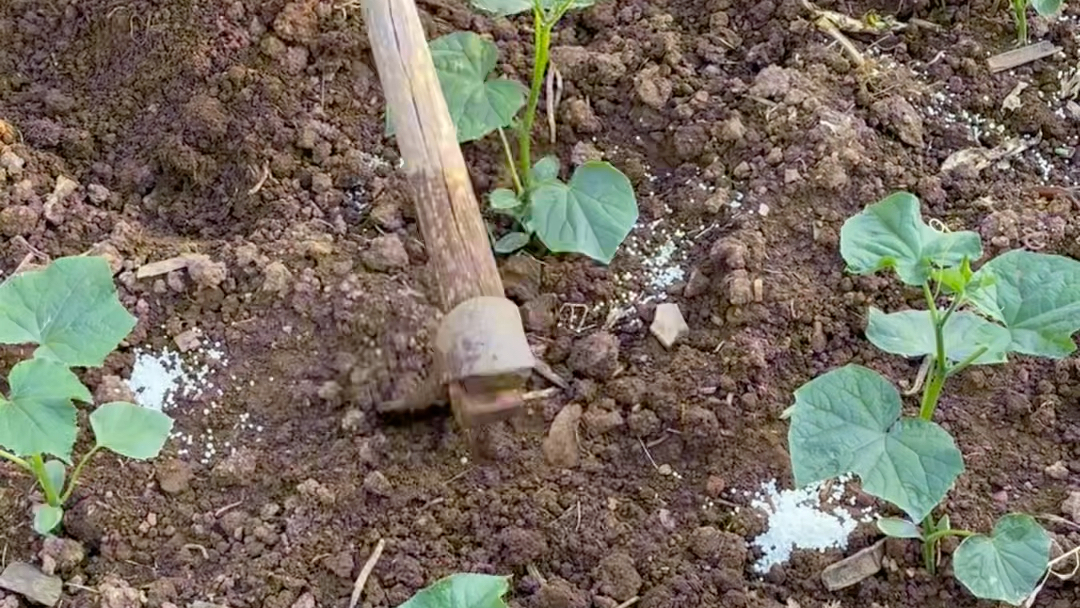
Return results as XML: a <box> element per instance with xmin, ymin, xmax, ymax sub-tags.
<box><xmin>782</xmin><ymin>192</ymin><xmax>1080</xmax><ymax>605</ymax></box>
<box><xmin>1011</xmin><ymin>0</ymin><xmax>1064</xmax><ymax>43</ymax></box>
<box><xmin>0</xmin><ymin>257</ymin><xmax>173</xmax><ymax>534</ymax></box>
<box><xmin>388</xmin><ymin>0</ymin><xmax>638</xmax><ymax>263</ymax></box>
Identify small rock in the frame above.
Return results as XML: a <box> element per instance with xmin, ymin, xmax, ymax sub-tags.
<box><xmin>542</xmin><ymin>403</ymin><xmax>582</xmax><ymax>468</ymax></box>
<box><xmin>370</xmin><ymin>199</ymin><xmax>403</xmax><ymax>230</ymax></box>
<box><xmin>212</xmin><ymin>447</ymin><xmax>258</xmax><ymax>485</ymax></box>
<box><xmin>310</xmin><ymin>172</ymin><xmax>333</xmax><ymax>194</ymax></box>
<box><xmin>1045</xmin><ymin>461</ymin><xmax>1069</xmax><ymax>480</ymax></box>
<box><xmin>290</xmin><ymin>592</ymin><xmax>316</xmax><ymax>608</ymax></box>
<box><xmin>363</xmin><ymin>471</ymin><xmax>393</xmax><ymax>497</ymax></box>
<box><xmin>991</xmin><ymin>489</ymin><xmax>1008</xmax><ymax>503</ymax></box>
<box><xmin>749</xmin><ymin>65</ymin><xmax>791</xmax><ymax>99</ymax></box>
<box><xmin>871</xmin><ymin>95</ymin><xmax>924</xmax><ymax>147</ymax></box>
<box><xmin>635</xmin><ymin>65</ymin><xmax>673</xmax><ymax>110</ymax></box>
<box><xmin>0</xmin><ymin>149</ymin><xmax>25</xmax><ymax>177</ymax></box>
<box><xmin>821</xmin><ymin>539</ymin><xmax>885</xmax><ymax>591</ymax></box>
<box><xmin>564</xmin><ymin>98</ymin><xmax>602</xmax><ymax>133</ymax></box>
<box><xmin>568</xmin><ymin>332</ymin><xmax>619</xmax><ymax>380</ymax></box>
<box><xmin>606</xmin><ymin>377</ymin><xmax>645</xmax><ymax>406</ymax></box>
<box><xmin>98</xmin><ymin>576</ymin><xmax>141</xmax><ymax>608</ymax></box>
<box><xmin>1061</xmin><ymin>491</ymin><xmax>1080</xmax><ymax>522</ymax></box>
<box><xmin>593</xmin><ymin>553</ymin><xmax>641</xmax><ymax>602</ymax></box>
<box><xmin>361</xmin><ymin>235</ymin><xmax>409</xmax><ymax>272</ymax></box>
<box><xmin>520</xmin><ymin>294</ymin><xmax>558</xmax><ymax>333</ymax></box>
<box><xmin>173</xmin><ymin>328</ymin><xmax>203</xmax><ymax>352</ymax></box>
<box><xmin>650</xmin><ymin>303</ymin><xmax>689</xmax><ymax>349</ymax></box>
<box><xmin>0</xmin><ymin>563</ymin><xmax>62</xmax><ymax>606</ymax></box>
<box><xmin>536</xmin><ymin>578</ymin><xmax>587</xmax><ymax>608</ymax></box>
<box><xmin>583</xmin><ymin>407</ymin><xmax>623</xmax><ymax>435</ymax></box>
<box><xmin>341</xmin><ymin>408</ymin><xmax>365</xmax><ymax>431</ymax></box>
<box><xmin>1</xmin><ymin>595</ymin><xmax>20</xmax><ymax>608</ymax></box>
<box><xmin>87</xmin><ymin>184</ymin><xmax>111</xmax><ymax>204</ymax></box>
<box><xmin>156</xmin><ymin>459</ymin><xmax>194</xmax><ymax>494</ymax></box>
<box><xmin>658</xmin><ymin>509</ymin><xmax>676</xmax><ymax>530</ymax></box>
<box><xmin>716</xmin><ymin>116</ymin><xmax>746</xmax><ymax>142</ymax></box>
<box><xmin>0</xmin><ymin>206</ymin><xmax>40</xmax><ymax>237</ymax></box>
<box><xmin>0</xmin><ymin>119</ymin><xmax>15</xmax><ymax>144</ymax></box>
<box><xmin>95</xmin><ymin>375</ymin><xmax>137</xmax><ymax>405</ymax></box>
<box><xmin>627</xmin><ymin>409</ymin><xmax>661</xmax><ymax>437</ymax></box>
<box><xmin>705</xmin><ymin>475</ymin><xmax>725</xmax><ymax>497</ymax></box>
<box><xmin>497</xmin><ymin>527</ymin><xmax>549</xmax><ymax>566</ymax></box>
<box><xmin>683</xmin><ymin>267</ymin><xmax>710</xmax><ymax>298</ymax></box>
<box><xmin>273</xmin><ymin>0</ymin><xmax>319</xmax><ymax>44</ymax></box>
<box><xmin>186</xmin><ymin>255</ymin><xmax>228</xmax><ymax>289</ymax></box>
<box><xmin>500</xmin><ymin>255</ymin><xmax>542</xmax><ymax>302</ymax></box>
<box><xmin>570</xmin><ymin>141</ymin><xmax>603</xmax><ymax>166</ymax></box>
<box><xmin>657</xmin><ymin>463</ymin><xmax>673</xmax><ymax>476</ymax></box>
<box><xmin>38</xmin><ymin>538</ymin><xmax>84</xmax><ymax>575</ymax></box>
<box><xmin>261</xmin><ymin>261</ymin><xmax>292</xmax><ymax>293</ymax></box>
<box><xmin>727</xmin><ymin>270</ymin><xmax>754</xmax><ymax>306</ymax></box>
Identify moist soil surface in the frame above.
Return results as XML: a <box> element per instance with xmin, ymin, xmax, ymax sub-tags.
<box><xmin>2</xmin><ymin>0</ymin><xmax>1080</xmax><ymax>607</ymax></box>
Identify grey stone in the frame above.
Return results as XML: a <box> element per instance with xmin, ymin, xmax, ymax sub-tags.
<box><xmin>0</xmin><ymin>563</ymin><xmax>62</xmax><ymax>606</ymax></box>
<box><xmin>821</xmin><ymin>539</ymin><xmax>885</xmax><ymax>591</ymax></box>
<box><xmin>650</xmin><ymin>303</ymin><xmax>689</xmax><ymax>349</ymax></box>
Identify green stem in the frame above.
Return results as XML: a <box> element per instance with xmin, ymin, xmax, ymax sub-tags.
<box><xmin>497</xmin><ymin>127</ymin><xmax>523</xmax><ymax>195</ymax></box>
<box><xmin>518</xmin><ymin>11</ymin><xmax>553</xmax><ymax>187</ymax></box>
<box><xmin>30</xmin><ymin>454</ymin><xmax>60</xmax><ymax>507</ymax></box>
<box><xmin>919</xmin><ymin>283</ymin><xmax>948</xmax><ymax>421</ymax></box>
<box><xmin>921</xmin><ymin>514</ymin><xmax>938</xmax><ymax>574</ymax></box>
<box><xmin>0</xmin><ymin>449</ymin><xmax>32</xmax><ymax>471</ymax></box>
<box><xmin>1013</xmin><ymin>0</ymin><xmax>1028</xmax><ymax>43</ymax></box>
<box><xmin>946</xmin><ymin>346</ymin><xmax>989</xmax><ymax>378</ymax></box>
<box><xmin>60</xmin><ymin>446</ymin><xmax>101</xmax><ymax>504</ymax></box>
<box><xmin>924</xmin><ymin>527</ymin><xmax>975</xmax><ymax>547</ymax></box>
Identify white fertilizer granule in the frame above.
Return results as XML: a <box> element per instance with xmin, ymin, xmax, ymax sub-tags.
<box><xmin>749</xmin><ymin>476</ymin><xmax>874</xmax><ymax>574</ymax></box>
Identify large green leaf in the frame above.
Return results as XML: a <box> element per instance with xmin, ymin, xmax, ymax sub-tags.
<box><xmin>865</xmin><ymin>308</ymin><xmax>1012</xmax><ymax>365</ymax></box>
<box><xmin>840</xmin><ymin>192</ymin><xmax>983</xmax><ymax>286</ymax></box>
<box><xmin>967</xmin><ymin>250</ymin><xmax>1080</xmax><ymax>358</ymax></box>
<box><xmin>399</xmin><ymin>574</ymin><xmax>509</xmax><ymax>608</ymax></box>
<box><xmin>427</xmin><ymin>32</ymin><xmax>526</xmax><ymax>143</ymax></box>
<box><xmin>0</xmin><ymin>256</ymin><xmax>136</xmax><ymax>367</ymax></box>
<box><xmin>953</xmin><ymin>514</ymin><xmax>1050</xmax><ymax>605</ymax></box>
<box><xmin>526</xmin><ymin>161</ymin><xmax>637</xmax><ymax>264</ymax></box>
<box><xmin>90</xmin><ymin>402</ymin><xmax>173</xmax><ymax>460</ymax></box>
<box><xmin>0</xmin><ymin>359</ymin><xmax>91</xmax><ymax>461</ymax></box>
<box><xmin>1031</xmin><ymin>0</ymin><xmax>1064</xmax><ymax>16</ymax></box>
<box><xmin>784</xmin><ymin>364</ymin><xmax>963</xmax><ymax>522</ymax></box>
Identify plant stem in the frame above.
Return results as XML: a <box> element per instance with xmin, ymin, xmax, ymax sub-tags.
<box><xmin>1013</xmin><ymin>0</ymin><xmax>1028</xmax><ymax>43</ymax></box>
<box><xmin>0</xmin><ymin>449</ymin><xmax>31</xmax><ymax>471</ymax></box>
<box><xmin>924</xmin><ymin>527</ymin><xmax>975</xmax><ymax>546</ymax></box>
<box><xmin>921</xmin><ymin>514</ymin><xmax>938</xmax><ymax>574</ymax></box>
<box><xmin>946</xmin><ymin>346</ymin><xmax>989</xmax><ymax>378</ymax></box>
<box><xmin>30</xmin><ymin>454</ymin><xmax>59</xmax><ymax>507</ymax></box>
<box><xmin>497</xmin><ymin>127</ymin><xmax>523</xmax><ymax>195</ymax></box>
<box><xmin>919</xmin><ymin>283</ymin><xmax>949</xmax><ymax>421</ymax></box>
<box><xmin>518</xmin><ymin>9</ymin><xmax>553</xmax><ymax>187</ymax></box>
<box><xmin>60</xmin><ymin>446</ymin><xmax>101</xmax><ymax>503</ymax></box>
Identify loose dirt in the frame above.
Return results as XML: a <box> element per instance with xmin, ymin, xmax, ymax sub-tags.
<box><xmin>2</xmin><ymin>0</ymin><xmax>1080</xmax><ymax>607</ymax></box>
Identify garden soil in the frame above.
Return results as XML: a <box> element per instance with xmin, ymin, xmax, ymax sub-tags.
<box><xmin>2</xmin><ymin>0</ymin><xmax>1080</xmax><ymax>607</ymax></box>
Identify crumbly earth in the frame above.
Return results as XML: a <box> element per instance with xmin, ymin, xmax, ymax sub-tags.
<box><xmin>2</xmin><ymin>0</ymin><xmax>1080</xmax><ymax>607</ymax></box>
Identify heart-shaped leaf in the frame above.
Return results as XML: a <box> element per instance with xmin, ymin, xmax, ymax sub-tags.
<box><xmin>866</xmin><ymin>308</ymin><xmax>1012</xmax><ymax>365</ymax></box>
<box><xmin>953</xmin><ymin>514</ymin><xmax>1050</xmax><ymax>605</ymax></box>
<box><xmin>33</xmin><ymin>504</ymin><xmax>64</xmax><ymax>535</ymax></box>
<box><xmin>493</xmin><ymin>232</ymin><xmax>531</xmax><ymax>254</ymax></box>
<box><xmin>399</xmin><ymin>573</ymin><xmax>509</xmax><ymax>608</ymax></box>
<box><xmin>877</xmin><ymin>517</ymin><xmax>922</xmax><ymax>539</ymax></box>
<box><xmin>967</xmin><ymin>250</ymin><xmax>1080</xmax><ymax>358</ymax></box>
<box><xmin>840</xmin><ymin>192</ymin><xmax>983</xmax><ymax>286</ymax></box>
<box><xmin>0</xmin><ymin>359</ymin><xmax>91</xmax><ymax>461</ymax></box>
<box><xmin>425</xmin><ymin>32</ymin><xmax>527</xmax><ymax>143</ymax></box>
<box><xmin>527</xmin><ymin>161</ymin><xmax>637</xmax><ymax>264</ymax></box>
<box><xmin>91</xmin><ymin>402</ymin><xmax>173</xmax><ymax>460</ymax></box>
<box><xmin>1031</xmin><ymin>0</ymin><xmax>1064</xmax><ymax>16</ymax></box>
<box><xmin>0</xmin><ymin>256</ymin><xmax>136</xmax><ymax>367</ymax></box>
<box><xmin>785</xmin><ymin>364</ymin><xmax>963</xmax><ymax>522</ymax></box>
<box><xmin>489</xmin><ymin>188</ymin><xmax>522</xmax><ymax>211</ymax></box>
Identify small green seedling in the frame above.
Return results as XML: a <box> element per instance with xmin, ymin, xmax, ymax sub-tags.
<box><xmin>1011</xmin><ymin>0</ymin><xmax>1064</xmax><ymax>43</ymax></box>
<box><xmin>783</xmin><ymin>192</ymin><xmax>1080</xmax><ymax>605</ymax></box>
<box><xmin>397</xmin><ymin>573</ymin><xmax>509</xmax><ymax>608</ymax></box>
<box><xmin>389</xmin><ymin>0</ymin><xmax>638</xmax><ymax>264</ymax></box>
<box><xmin>0</xmin><ymin>257</ymin><xmax>173</xmax><ymax>535</ymax></box>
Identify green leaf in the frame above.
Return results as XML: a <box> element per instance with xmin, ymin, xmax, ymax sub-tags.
<box><xmin>865</xmin><ymin>308</ymin><xmax>1012</xmax><ymax>365</ymax></box>
<box><xmin>877</xmin><ymin>517</ymin><xmax>922</xmax><ymax>539</ymax></box>
<box><xmin>493</xmin><ymin>232</ymin><xmax>530</xmax><ymax>254</ymax></box>
<box><xmin>786</xmin><ymin>364</ymin><xmax>963</xmax><ymax>522</ymax></box>
<box><xmin>33</xmin><ymin>504</ymin><xmax>63</xmax><ymax>535</ymax></box>
<box><xmin>526</xmin><ymin>161</ymin><xmax>637</xmax><ymax>264</ymax></box>
<box><xmin>90</xmin><ymin>402</ymin><xmax>173</xmax><ymax>460</ymax></box>
<box><xmin>967</xmin><ymin>250</ymin><xmax>1080</xmax><ymax>358</ymax></box>
<box><xmin>489</xmin><ymin>188</ymin><xmax>522</xmax><ymax>211</ymax></box>
<box><xmin>953</xmin><ymin>514</ymin><xmax>1050</xmax><ymax>605</ymax></box>
<box><xmin>0</xmin><ymin>257</ymin><xmax>136</xmax><ymax>367</ymax></box>
<box><xmin>399</xmin><ymin>573</ymin><xmax>510</xmax><ymax>608</ymax></box>
<box><xmin>1031</xmin><ymin>0</ymin><xmax>1064</xmax><ymax>16</ymax></box>
<box><xmin>427</xmin><ymin>32</ymin><xmax>527</xmax><ymax>143</ymax></box>
<box><xmin>531</xmin><ymin>155</ymin><xmax>560</xmax><ymax>184</ymax></box>
<box><xmin>931</xmin><ymin>257</ymin><xmax>975</xmax><ymax>294</ymax></box>
<box><xmin>839</xmin><ymin>192</ymin><xmax>983</xmax><ymax>286</ymax></box>
<box><xmin>937</xmin><ymin>513</ymin><xmax>951</xmax><ymax>531</ymax></box>
<box><xmin>43</xmin><ymin>460</ymin><xmax>66</xmax><ymax>496</ymax></box>
<box><xmin>0</xmin><ymin>359</ymin><xmax>91</xmax><ymax>461</ymax></box>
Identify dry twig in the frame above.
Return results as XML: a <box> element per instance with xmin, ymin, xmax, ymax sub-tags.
<box><xmin>349</xmin><ymin>539</ymin><xmax>387</xmax><ymax>608</ymax></box>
